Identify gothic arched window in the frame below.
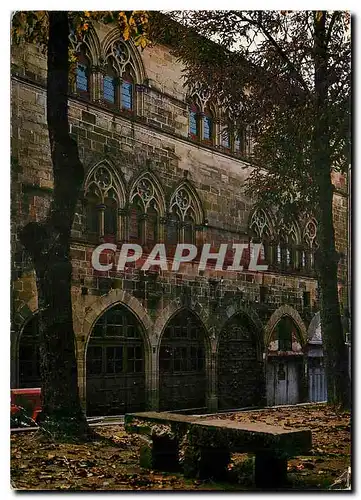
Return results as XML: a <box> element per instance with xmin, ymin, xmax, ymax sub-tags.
<box><xmin>76</xmin><ymin>47</ymin><xmax>90</xmax><ymax>98</ymax></box>
<box><xmin>276</xmin><ymin>218</ymin><xmax>300</xmax><ymax>271</ymax></box>
<box><xmin>168</xmin><ymin>183</ymin><xmax>203</xmax><ymax>246</ymax></box>
<box><xmin>129</xmin><ymin>174</ymin><xmax>164</xmax><ymax>248</ymax></box>
<box><xmin>102</xmin><ymin>38</ymin><xmax>140</xmax><ymax>114</ymax></box>
<box><xmin>84</xmin><ymin>162</ymin><xmax>124</xmax><ymax>242</ymax></box>
<box><xmin>249</xmin><ymin>208</ymin><xmax>274</xmax><ymax>266</ymax></box>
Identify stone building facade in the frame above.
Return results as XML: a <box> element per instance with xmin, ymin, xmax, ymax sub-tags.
<box><xmin>10</xmin><ymin>21</ymin><xmax>349</xmax><ymax>415</ymax></box>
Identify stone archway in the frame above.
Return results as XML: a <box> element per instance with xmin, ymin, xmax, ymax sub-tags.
<box><xmin>158</xmin><ymin>307</ymin><xmax>210</xmax><ymax>411</ymax></box>
<box><xmin>217</xmin><ymin>311</ymin><xmax>265</xmax><ymax>410</ymax></box>
<box><xmin>12</xmin><ymin>298</ymin><xmax>38</xmax><ymax>388</ymax></box>
<box><xmin>264</xmin><ymin>305</ymin><xmax>307</xmax><ymax>347</ymax></box>
<box><xmin>85</xmin><ymin>303</ymin><xmax>148</xmax><ymax>416</ymax></box>
<box><xmin>265</xmin><ymin>306</ymin><xmax>307</xmax><ymax>407</ymax></box>
<box><xmin>81</xmin><ymin>290</ymin><xmax>153</xmax><ymax>415</ymax></box>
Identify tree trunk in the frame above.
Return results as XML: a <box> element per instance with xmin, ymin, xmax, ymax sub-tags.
<box><xmin>313</xmin><ymin>12</ymin><xmax>350</xmax><ymax>408</ymax></box>
<box><xmin>19</xmin><ymin>11</ymin><xmax>90</xmax><ymax>437</ymax></box>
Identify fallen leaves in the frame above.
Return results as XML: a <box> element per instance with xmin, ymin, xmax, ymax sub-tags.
<box><xmin>11</xmin><ymin>404</ymin><xmax>350</xmax><ymax>491</ymax></box>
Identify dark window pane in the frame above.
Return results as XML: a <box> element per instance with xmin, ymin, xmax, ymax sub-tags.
<box><xmin>129</xmin><ymin>203</ymin><xmax>143</xmax><ymax>242</ymax></box>
<box><xmin>278</xmin><ymin>318</ymin><xmax>293</xmax><ymax>351</ymax></box>
<box><xmin>76</xmin><ymin>64</ymin><xmax>88</xmax><ymax>92</ymax></box>
<box><xmin>104</xmin><ymin>201</ymin><xmax>117</xmax><ymax>236</ymax></box>
<box><xmin>87</xmin><ymin>346</ymin><xmax>103</xmax><ymax>375</ymax></box>
<box><xmin>146</xmin><ymin>206</ymin><xmax>158</xmax><ymax>246</ymax></box>
<box><xmin>103</xmin><ymin>75</ymin><xmax>116</xmax><ymax>103</ymax></box>
<box><xmin>122</xmin><ymin>81</ymin><xmax>133</xmax><ymax>110</ymax></box>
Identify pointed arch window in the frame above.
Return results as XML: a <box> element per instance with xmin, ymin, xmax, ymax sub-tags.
<box><xmin>276</xmin><ymin>219</ymin><xmax>299</xmax><ymax>271</ymax></box>
<box><xmin>168</xmin><ymin>185</ymin><xmax>202</xmax><ymax>246</ymax></box>
<box><xmin>103</xmin><ymin>38</ymin><xmax>140</xmax><ymax>114</ymax></box>
<box><xmin>249</xmin><ymin>208</ymin><xmax>274</xmax><ymax>267</ymax></box>
<box><xmin>129</xmin><ymin>176</ymin><xmax>163</xmax><ymax>248</ymax></box>
<box><xmin>277</xmin><ymin>317</ymin><xmax>293</xmax><ymax>351</ymax></box>
<box><xmin>84</xmin><ymin>163</ymin><xmax>124</xmax><ymax>242</ymax></box>
<box><xmin>76</xmin><ymin>47</ymin><xmax>90</xmax><ymax>98</ymax></box>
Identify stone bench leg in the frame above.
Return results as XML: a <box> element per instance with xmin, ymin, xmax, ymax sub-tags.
<box><xmin>183</xmin><ymin>445</ymin><xmax>231</xmax><ymax>480</ymax></box>
<box><xmin>254</xmin><ymin>451</ymin><xmax>288</xmax><ymax>489</ymax></box>
<box><xmin>139</xmin><ymin>435</ymin><xmax>180</xmax><ymax>472</ymax></box>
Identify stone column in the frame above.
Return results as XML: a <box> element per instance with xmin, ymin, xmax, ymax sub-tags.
<box><xmin>135</xmin><ymin>83</ymin><xmax>146</xmax><ymax>118</ymax></box>
<box><xmin>206</xmin><ymin>343</ymin><xmax>218</xmax><ymax>412</ymax></box>
<box><xmin>90</xmin><ymin>65</ymin><xmax>103</xmax><ymax>103</ymax></box>
<box><xmin>118</xmin><ymin>207</ymin><xmax>128</xmax><ymax>243</ymax></box>
<box><xmin>159</xmin><ymin>216</ymin><xmax>167</xmax><ymax>244</ymax></box>
<box><xmin>98</xmin><ymin>203</ymin><xmax>105</xmax><ymax>240</ymax></box>
<box><xmin>148</xmin><ymin>346</ymin><xmax>159</xmax><ymax>411</ymax></box>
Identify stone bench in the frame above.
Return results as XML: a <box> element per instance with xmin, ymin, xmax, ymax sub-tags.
<box><xmin>124</xmin><ymin>411</ymin><xmax>312</xmax><ymax>488</ymax></box>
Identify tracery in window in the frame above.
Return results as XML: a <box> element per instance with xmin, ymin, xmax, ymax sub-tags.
<box><xmin>249</xmin><ymin>208</ymin><xmax>274</xmax><ymax>265</ymax></box>
<box><xmin>303</xmin><ymin>219</ymin><xmax>318</xmax><ymax>271</ymax></box>
<box><xmin>84</xmin><ymin>162</ymin><xmax>125</xmax><ymax>241</ymax></box>
<box><xmin>102</xmin><ymin>38</ymin><xmax>140</xmax><ymax>113</ymax></box>
<box><xmin>168</xmin><ymin>183</ymin><xmax>203</xmax><ymax>246</ymax></box>
<box><xmin>276</xmin><ymin>220</ymin><xmax>299</xmax><ymax>270</ymax></box>
<box><xmin>129</xmin><ymin>174</ymin><xmax>164</xmax><ymax>247</ymax></box>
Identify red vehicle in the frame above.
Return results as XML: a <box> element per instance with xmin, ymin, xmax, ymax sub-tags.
<box><xmin>11</xmin><ymin>388</ymin><xmax>42</xmax><ymax>426</ymax></box>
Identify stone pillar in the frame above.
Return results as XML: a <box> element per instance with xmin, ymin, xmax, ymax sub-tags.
<box><xmin>135</xmin><ymin>83</ymin><xmax>146</xmax><ymax>118</ymax></box>
<box><xmin>118</xmin><ymin>208</ymin><xmax>128</xmax><ymax>243</ymax></box>
<box><xmin>254</xmin><ymin>451</ymin><xmax>288</xmax><ymax>489</ymax></box>
<box><xmin>159</xmin><ymin>216</ymin><xmax>166</xmax><ymax>243</ymax></box>
<box><xmin>91</xmin><ymin>65</ymin><xmax>103</xmax><ymax>102</ymax></box>
<box><xmin>148</xmin><ymin>347</ymin><xmax>159</xmax><ymax>411</ymax></box>
<box><xmin>98</xmin><ymin>203</ymin><xmax>105</xmax><ymax>240</ymax></box>
<box><xmin>206</xmin><ymin>346</ymin><xmax>218</xmax><ymax>412</ymax></box>
<box><xmin>76</xmin><ymin>342</ymin><xmax>87</xmax><ymax>411</ymax></box>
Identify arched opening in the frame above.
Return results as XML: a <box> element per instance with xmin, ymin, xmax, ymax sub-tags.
<box><xmin>218</xmin><ymin>313</ymin><xmax>264</xmax><ymax>410</ymax></box>
<box><xmin>86</xmin><ymin>304</ymin><xmax>145</xmax><ymax>416</ymax></box>
<box><xmin>266</xmin><ymin>315</ymin><xmax>304</xmax><ymax>406</ymax></box>
<box><xmin>159</xmin><ymin>309</ymin><xmax>207</xmax><ymax>411</ymax></box>
<box><xmin>18</xmin><ymin>314</ymin><xmax>41</xmax><ymax>388</ymax></box>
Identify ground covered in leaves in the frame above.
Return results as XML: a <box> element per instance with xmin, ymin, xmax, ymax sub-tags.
<box><xmin>11</xmin><ymin>404</ymin><xmax>350</xmax><ymax>491</ymax></box>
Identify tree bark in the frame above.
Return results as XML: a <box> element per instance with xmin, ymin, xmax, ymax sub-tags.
<box><xmin>313</xmin><ymin>12</ymin><xmax>350</xmax><ymax>408</ymax></box>
<box><xmin>19</xmin><ymin>11</ymin><xmax>90</xmax><ymax>437</ymax></box>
